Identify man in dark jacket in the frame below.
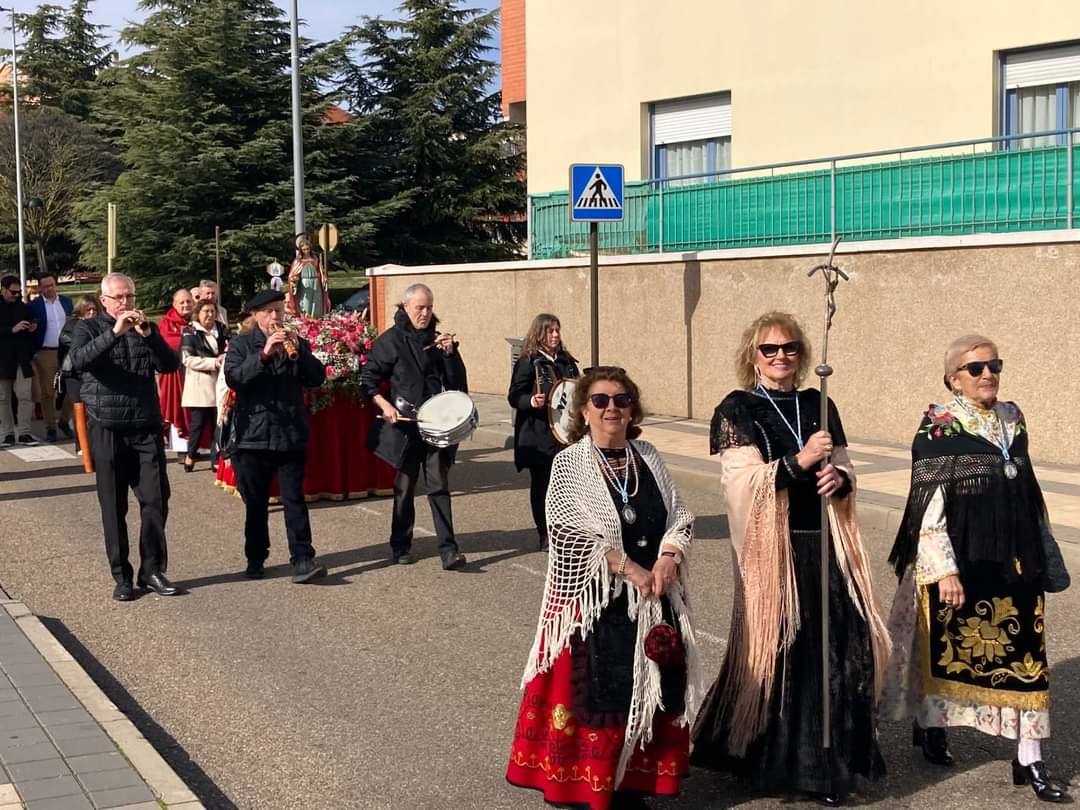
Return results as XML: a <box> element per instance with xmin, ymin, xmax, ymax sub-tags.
<box><xmin>0</xmin><ymin>275</ymin><xmax>38</xmax><ymax>445</ymax></box>
<box><xmin>360</xmin><ymin>283</ymin><xmax>468</xmax><ymax>570</ymax></box>
<box><xmin>29</xmin><ymin>272</ymin><xmax>74</xmax><ymax>441</ymax></box>
<box><xmin>70</xmin><ymin>273</ymin><xmax>181</xmax><ymax>601</ymax></box>
<box><xmin>224</xmin><ymin>289</ymin><xmax>327</xmax><ymax>583</ymax></box>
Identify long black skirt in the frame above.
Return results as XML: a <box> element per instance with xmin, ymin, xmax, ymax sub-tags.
<box><xmin>691</xmin><ymin>528</ymin><xmax>885</xmax><ymax>796</ymax></box>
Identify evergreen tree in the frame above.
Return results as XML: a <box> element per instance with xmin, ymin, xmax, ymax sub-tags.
<box><xmin>346</xmin><ymin>0</ymin><xmax>525</xmax><ymax>264</ymax></box>
<box><xmin>76</xmin><ymin>0</ymin><xmax>393</xmax><ymax>307</ymax></box>
<box><xmin>15</xmin><ymin>5</ymin><xmax>68</xmax><ymax>109</ymax></box>
<box><xmin>58</xmin><ymin>0</ymin><xmax>113</xmax><ymax>120</ymax></box>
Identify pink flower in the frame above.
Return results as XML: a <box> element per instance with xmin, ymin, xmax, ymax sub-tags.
<box><xmin>325</xmin><ymin>366</ymin><xmax>336</xmax><ymax>378</ymax></box>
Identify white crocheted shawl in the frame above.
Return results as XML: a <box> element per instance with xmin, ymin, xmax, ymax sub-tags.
<box><xmin>520</xmin><ymin>437</ymin><xmax>700</xmax><ymax>786</ymax></box>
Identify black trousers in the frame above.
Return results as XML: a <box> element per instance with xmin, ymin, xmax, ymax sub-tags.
<box><xmin>89</xmin><ymin>423</ymin><xmax>170</xmax><ymax>585</ymax></box>
<box><xmin>391</xmin><ymin>445</ymin><xmax>457</xmax><ymax>559</ymax></box>
<box><xmin>526</xmin><ymin>456</ymin><xmax>554</xmax><ymax>536</ymax></box>
<box><xmin>186</xmin><ymin>407</ymin><xmax>217</xmax><ymax>460</ymax></box>
<box><xmin>233</xmin><ymin>450</ymin><xmax>315</xmax><ymax>565</ymax></box>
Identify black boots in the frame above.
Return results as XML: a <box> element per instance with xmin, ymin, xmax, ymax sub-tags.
<box><xmin>912</xmin><ymin>722</ymin><xmax>954</xmax><ymax>766</ymax></box>
<box><xmin>1012</xmin><ymin>760</ymin><xmax>1070</xmax><ymax>803</ymax></box>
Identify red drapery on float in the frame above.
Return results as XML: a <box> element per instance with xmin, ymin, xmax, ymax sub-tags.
<box><xmin>215</xmin><ymin>392</ymin><xmax>395</xmax><ymax>502</ymax></box>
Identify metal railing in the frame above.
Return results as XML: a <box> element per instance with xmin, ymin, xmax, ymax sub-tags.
<box><xmin>529</xmin><ymin>128</ymin><xmax>1080</xmax><ymax>259</ymax></box>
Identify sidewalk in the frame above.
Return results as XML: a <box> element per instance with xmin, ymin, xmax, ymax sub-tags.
<box><xmin>0</xmin><ymin>589</ymin><xmax>202</xmax><ymax>810</ymax></box>
<box><xmin>472</xmin><ymin>394</ymin><xmax>1080</xmax><ymax>546</ymax></box>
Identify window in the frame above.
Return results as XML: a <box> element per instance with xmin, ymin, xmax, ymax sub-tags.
<box><xmin>651</xmin><ymin>93</ymin><xmax>731</xmax><ymax>185</ymax></box>
<box><xmin>1003</xmin><ymin>44</ymin><xmax>1080</xmax><ymax>148</ymax></box>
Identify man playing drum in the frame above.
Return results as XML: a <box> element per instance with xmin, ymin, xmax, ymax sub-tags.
<box><xmin>361</xmin><ymin>284</ymin><xmax>469</xmax><ymax>570</ymax></box>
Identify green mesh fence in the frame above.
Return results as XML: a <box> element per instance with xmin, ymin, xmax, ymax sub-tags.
<box><xmin>530</xmin><ymin>144</ymin><xmax>1080</xmax><ymax>259</ymax></box>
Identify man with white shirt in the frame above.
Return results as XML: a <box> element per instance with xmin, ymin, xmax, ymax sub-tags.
<box><xmin>29</xmin><ymin>272</ymin><xmax>74</xmax><ymax>442</ymax></box>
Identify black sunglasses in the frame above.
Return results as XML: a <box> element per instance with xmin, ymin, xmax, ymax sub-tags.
<box><xmin>589</xmin><ymin>393</ymin><xmax>634</xmax><ymax>409</ymax></box>
<box><xmin>758</xmin><ymin>341</ymin><xmax>801</xmax><ymax>358</ymax></box>
<box><xmin>958</xmin><ymin>359</ymin><xmax>1003</xmax><ymax>377</ymax></box>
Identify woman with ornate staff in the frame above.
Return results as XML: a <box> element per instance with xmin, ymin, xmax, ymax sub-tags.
<box><xmin>881</xmin><ymin>334</ymin><xmax>1070</xmax><ymax>803</ymax></box>
<box><xmin>508</xmin><ymin>313</ymin><xmax>580</xmax><ymax>549</ymax></box>
<box><xmin>507</xmin><ymin>366</ymin><xmax>700</xmax><ymax>810</ymax></box>
<box><xmin>157</xmin><ymin>287</ymin><xmax>194</xmax><ymax>453</ymax></box>
<box><xmin>690</xmin><ymin>311</ymin><xmax>890</xmax><ymax>807</ymax></box>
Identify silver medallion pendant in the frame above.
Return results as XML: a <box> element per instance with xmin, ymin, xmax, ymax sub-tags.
<box><xmin>1004</xmin><ymin>461</ymin><xmax>1018</xmax><ymax>479</ymax></box>
<box><xmin>622</xmin><ymin>505</ymin><xmax>637</xmax><ymax>524</ymax></box>
<box><xmin>636</xmin><ymin>539</ymin><xmax>648</xmax><ymax>548</ymax></box>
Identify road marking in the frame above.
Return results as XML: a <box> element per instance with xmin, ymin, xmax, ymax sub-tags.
<box><xmin>415</xmin><ymin>526</ymin><xmax>435</xmax><ymax>537</ymax></box>
<box><xmin>511</xmin><ymin>563</ymin><xmax>546</xmax><ymax>579</ymax></box>
<box><xmin>354</xmin><ymin>505</ymin><xmax>383</xmax><ymax>516</ymax></box>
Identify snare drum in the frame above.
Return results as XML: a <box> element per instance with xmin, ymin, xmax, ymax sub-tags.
<box><xmin>416</xmin><ymin>391</ymin><xmax>479</xmax><ymax>448</ymax></box>
<box><xmin>547</xmin><ymin>379</ymin><xmax>577</xmax><ymax>446</ymax></box>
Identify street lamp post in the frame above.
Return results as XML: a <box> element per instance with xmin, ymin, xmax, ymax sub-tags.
<box><xmin>289</xmin><ymin>0</ymin><xmax>305</xmax><ymax>237</ymax></box>
<box><xmin>1</xmin><ymin>6</ymin><xmax>29</xmax><ymax>297</ymax></box>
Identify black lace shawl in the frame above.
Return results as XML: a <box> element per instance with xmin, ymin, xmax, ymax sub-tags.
<box><xmin>887</xmin><ymin>406</ymin><xmax>1048</xmax><ymax>584</ymax></box>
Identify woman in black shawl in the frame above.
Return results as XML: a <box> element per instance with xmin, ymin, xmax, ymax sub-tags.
<box><xmin>881</xmin><ymin>334</ymin><xmax>1070</xmax><ymax>803</ymax></box>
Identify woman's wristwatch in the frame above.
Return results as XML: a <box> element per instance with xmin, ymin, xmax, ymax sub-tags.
<box><xmin>660</xmin><ymin>550</ymin><xmax>682</xmax><ymax>565</ymax></box>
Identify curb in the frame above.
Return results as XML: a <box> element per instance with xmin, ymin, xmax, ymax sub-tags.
<box><xmin>0</xmin><ymin>588</ymin><xmax>206</xmax><ymax>810</ymax></box>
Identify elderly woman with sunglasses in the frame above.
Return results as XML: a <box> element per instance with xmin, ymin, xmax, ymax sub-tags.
<box><xmin>881</xmin><ymin>335</ymin><xmax>1070</xmax><ymax>803</ymax></box>
<box><xmin>507</xmin><ymin>366</ymin><xmax>701</xmax><ymax>810</ymax></box>
<box><xmin>691</xmin><ymin>311</ymin><xmax>890</xmax><ymax>807</ymax></box>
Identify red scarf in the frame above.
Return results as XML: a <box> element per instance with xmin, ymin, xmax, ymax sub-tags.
<box><xmin>159</xmin><ymin>307</ymin><xmax>190</xmax><ymax>352</ymax></box>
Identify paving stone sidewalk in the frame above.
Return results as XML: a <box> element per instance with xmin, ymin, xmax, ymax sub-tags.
<box><xmin>0</xmin><ymin>593</ymin><xmax>200</xmax><ymax>810</ymax></box>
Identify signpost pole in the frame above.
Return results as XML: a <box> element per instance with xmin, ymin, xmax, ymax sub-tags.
<box><xmin>590</xmin><ymin>222</ymin><xmax>599</xmax><ymax>367</ymax></box>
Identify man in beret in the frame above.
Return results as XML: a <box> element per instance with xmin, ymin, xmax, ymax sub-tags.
<box><xmin>223</xmin><ymin>289</ymin><xmax>328</xmax><ymax>583</ymax></box>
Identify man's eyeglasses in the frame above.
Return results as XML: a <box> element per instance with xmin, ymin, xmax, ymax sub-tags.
<box><xmin>758</xmin><ymin>341</ymin><xmax>802</xmax><ymax>358</ymax></box>
<box><xmin>589</xmin><ymin>393</ymin><xmax>634</xmax><ymax>410</ymax></box>
<box><xmin>957</xmin><ymin>359</ymin><xmax>1003</xmax><ymax>377</ymax></box>
<box><xmin>102</xmin><ymin>293</ymin><xmax>137</xmax><ymax>302</ymax></box>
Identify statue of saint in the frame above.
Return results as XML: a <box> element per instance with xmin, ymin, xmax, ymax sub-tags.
<box><xmin>286</xmin><ymin>234</ymin><xmax>330</xmax><ymax>318</ymax></box>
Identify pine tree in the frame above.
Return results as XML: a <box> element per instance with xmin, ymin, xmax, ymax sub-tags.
<box><xmin>75</xmin><ymin>0</ymin><xmax>393</xmax><ymax>307</ymax></box>
<box><xmin>346</xmin><ymin>0</ymin><xmax>525</xmax><ymax>264</ymax></box>
<box><xmin>14</xmin><ymin>5</ymin><xmax>68</xmax><ymax>109</ymax></box>
<box><xmin>58</xmin><ymin>0</ymin><xmax>113</xmax><ymax>120</ymax></box>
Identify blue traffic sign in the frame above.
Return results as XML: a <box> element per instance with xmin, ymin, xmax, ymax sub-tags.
<box><xmin>569</xmin><ymin>164</ymin><xmax>624</xmax><ymax>222</ymax></box>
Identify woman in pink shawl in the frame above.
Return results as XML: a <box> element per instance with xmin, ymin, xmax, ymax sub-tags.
<box><xmin>690</xmin><ymin>311</ymin><xmax>890</xmax><ymax>807</ymax></box>
<box><xmin>157</xmin><ymin>288</ymin><xmax>194</xmax><ymax>442</ymax></box>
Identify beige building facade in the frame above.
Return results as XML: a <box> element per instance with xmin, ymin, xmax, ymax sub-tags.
<box><xmin>523</xmin><ymin>1</ymin><xmax>1080</xmax><ymax>194</ymax></box>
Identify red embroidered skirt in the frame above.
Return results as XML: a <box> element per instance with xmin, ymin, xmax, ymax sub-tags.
<box><xmin>506</xmin><ymin>647</ymin><xmax>689</xmax><ymax>810</ymax></box>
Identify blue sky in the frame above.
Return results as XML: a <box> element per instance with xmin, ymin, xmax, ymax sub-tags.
<box><xmin>7</xmin><ymin>1</ymin><xmax>499</xmax><ymax>54</ymax></box>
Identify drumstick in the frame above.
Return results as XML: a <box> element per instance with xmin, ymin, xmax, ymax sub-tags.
<box><xmin>376</xmin><ymin>414</ymin><xmax>429</xmax><ymax>423</ymax></box>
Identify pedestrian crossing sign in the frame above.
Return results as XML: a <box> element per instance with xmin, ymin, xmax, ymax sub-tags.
<box><xmin>570</xmin><ymin>164</ymin><xmax>624</xmax><ymax>222</ymax></box>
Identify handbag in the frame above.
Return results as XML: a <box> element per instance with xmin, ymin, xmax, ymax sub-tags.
<box><xmin>1040</xmin><ymin>519</ymin><xmax>1071</xmax><ymax>594</ymax></box>
<box><xmin>644</xmin><ymin>622</ymin><xmax>685</xmax><ymax>669</ymax></box>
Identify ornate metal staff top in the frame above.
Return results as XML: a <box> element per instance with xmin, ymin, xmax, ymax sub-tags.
<box><xmin>806</xmin><ymin>235</ymin><xmax>847</xmax><ymax>751</ymax></box>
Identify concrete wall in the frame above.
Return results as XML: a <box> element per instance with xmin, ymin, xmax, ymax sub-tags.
<box><xmin>524</xmin><ymin>0</ymin><xmax>1078</xmax><ymax>193</ymax></box>
<box><xmin>372</xmin><ymin>235</ymin><xmax>1080</xmax><ymax>463</ymax></box>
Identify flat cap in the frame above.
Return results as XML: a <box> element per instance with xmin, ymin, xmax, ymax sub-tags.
<box><xmin>244</xmin><ymin>289</ymin><xmax>286</xmax><ymax>312</ymax></box>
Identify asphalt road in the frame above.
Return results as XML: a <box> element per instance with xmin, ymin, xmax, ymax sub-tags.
<box><xmin>1</xmin><ymin>426</ymin><xmax>1078</xmax><ymax>810</ymax></box>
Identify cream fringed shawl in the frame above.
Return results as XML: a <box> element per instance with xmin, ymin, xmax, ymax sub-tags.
<box><xmin>520</xmin><ymin>437</ymin><xmax>700</xmax><ymax>786</ymax></box>
<box><xmin>716</xmin><ymin>444</ymin><xmax>891</xmax><ymax>756</ymax></box>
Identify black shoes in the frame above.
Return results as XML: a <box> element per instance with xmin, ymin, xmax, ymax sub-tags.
<box><xmin>112</xmin><ymin>582</ymin><xmax>134</xmax><ymax>602</ymax></box>
<box><xmin>1</xmin><ymin>434</ymin><xmax>13</xmax><ymax>447</ymax></box>
<box><xmin>291</xmin><ymin>557</ymin><xmax>327</xmax><ymax>584</ymax></box>
<box><xmin>442</xmin><ymin>551</ymin><xmax>467</xmax><ymax>571</ymax></box>
<box><xmin>45</xmin><ymin>428</ymin><xmax>57</xmax><ymax>443</ymax></box>
<box><xmin>182</xmin><ymin>457</ymin><xmax>195</xmax><ymax>473</ymax></box>
<box><xmin>17</xmin><ymin>433</ymin><xmax>36</xmax><ymax>445</ymax></box>
<box><xmin>58</xmin><ymin>420</ymin><xmax>73</xmax><ymax>439</ymax></box>
<box><xmin>138</xmin><ymin>573</ymin><xmax>180</xmax><ymax>596</ymax></box>
<box><xmin>1013</xmin><ymin>760</ymin><xmax>1070</xmax><ymax>803</ymax></box>
<box><xmin>912</xmin><ymin>722</ymin><xmax>954</xmax><ymax>766</ymax></box>
<box><xmin>245</xmin><ymin>562</ymin><xmax>265</xmax><ymax>579</ymax></box>
<box><xmin>393</xmin><ymin>551</ymin><xmax>415</xmax><ymax>565</ymax></box>
<box><xmin>806</xmin><ymin>794</ymin><xmax>845</xmax><ymax>807</ymax></box>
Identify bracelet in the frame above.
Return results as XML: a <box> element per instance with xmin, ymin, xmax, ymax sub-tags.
<box><xmin>661</xmin><ymin>550</ymin><xmax>681</xmax><ymax>564</ymax></box>
<box><xmin>616</xmin><ymin>552</ymin><xmax>628</xmax><ymax>578</ymax></box>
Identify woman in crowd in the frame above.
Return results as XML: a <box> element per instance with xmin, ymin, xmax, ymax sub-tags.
<box><xmin>690</xmin><ymin>311</ymin><xmax>890</xmax><ymax>807</ymax></box>
<box><xmin>57</xmin><ymin>294</ymin><xmax>98</xmax><ymax>455</ymax></box>
<box><xmin>881</xmin><ymin>335</ymin><xmax>1069</xmax><ymax>803</ymax></box>
<box><xmin>507</xmin><ymin>313</ymin><xmax>580</xmax><ymax>549</ymax></box>
<box><xmin>507</xmin><ymin>366</ymin><xmax>700</xmax><ymax>810</ymax></box>
<box><xmin>158</xmin><ymin>287</ymin><xmax>194</xmax><ymax>451</ymax></box>
<box><xmin>181</xmin><ymin>299</ymin><xmax>226</xmax><ymax>472</ymax></box>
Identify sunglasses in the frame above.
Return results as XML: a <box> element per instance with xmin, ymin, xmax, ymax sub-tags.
<box><xmin>758</xmin><ymin>341</ymin><xmax>801</xmax><ymax>358</ymax></box>
<box><xmin>957</xmin><ymin>359</ymin><xmax>1003</xmax><ymax>376</ymax></box>
<box><xmin>589</xmin><ymin>393</ymin><xmax>635</xmax><ymax>409</ymax></box>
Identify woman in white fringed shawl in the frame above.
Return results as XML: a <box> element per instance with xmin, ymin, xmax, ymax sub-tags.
<box><xmin>690</xmin><ymin>311</ymin><xmax>891</xmax><ymax>808</ymax></box>
<box><xmin>506</xmin><ymin>366</ymin><xmax>700</xmax><ymax>810</ymax></box>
